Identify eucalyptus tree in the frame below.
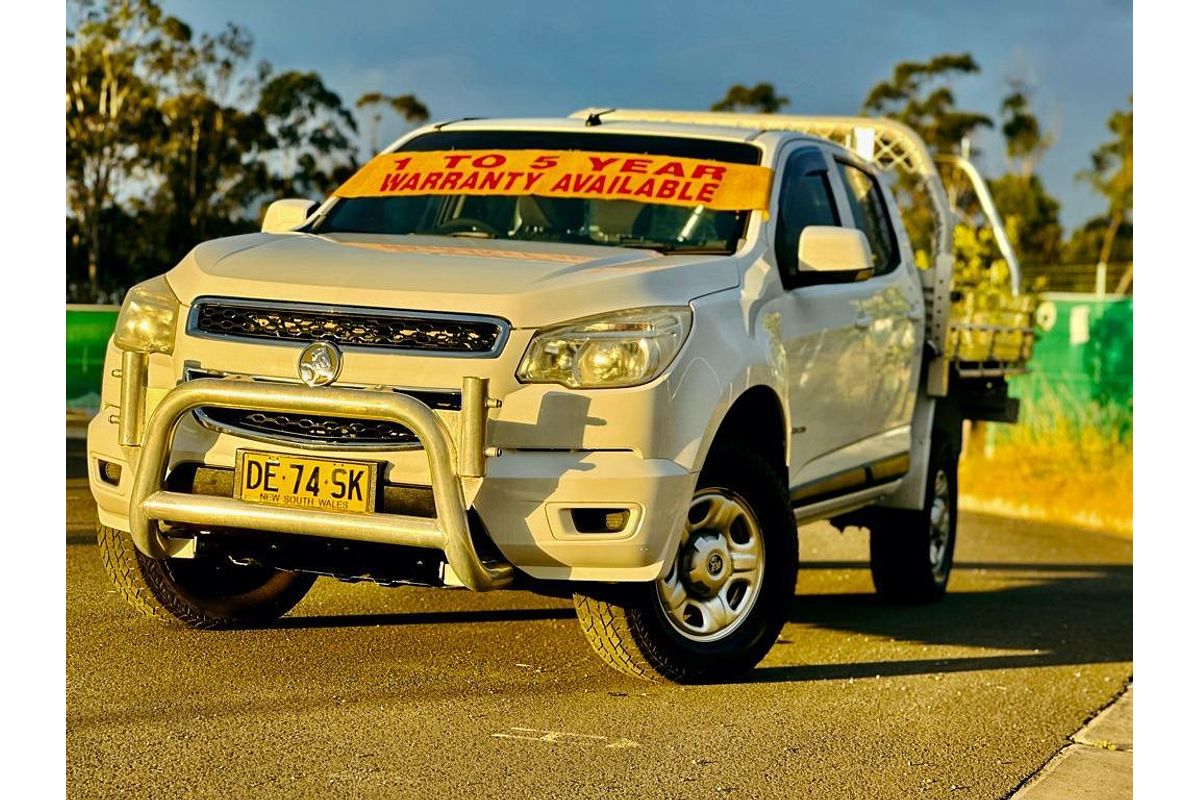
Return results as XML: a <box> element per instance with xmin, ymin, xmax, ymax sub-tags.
<box><xmin>857</xmin><ymin>54</ymin><xmax>993</xmax><ymax>269</ymax></box>
<box><xmin>1079</xmin><ymin>102</ymin><xmax>1133</xmax><ymax>292</ymax></box>
<box><xmin>862</xmin><ymin>53</ymin><xmax>993</xmax><ymax>156</ymax></box>
<box><xmin>257</xmin><ymin>71</ymin><xmax>359</xmax><ymax>198</ymax></box>
<box><xmin>66</xmin><ymin>0</ymin><xmax>182</xmax><ymax>295</ymax></box>
<box><xmin>146</xmin><ymin>22</ymin><xmax>273</xmax><ymax>257</ymax></box>
<box><xmin>999</xmin><ymin>82</ymin><xmax>1054</xmax><ymax>178</ymax></box>
<box><xmin>711</xmin><ymin>83</ymin><xmax>790</xmax><ymax>114</ymax></box>
<box><xmin>989</xmin><ymin>82</ymin><xmax>1062</xmax><ymax>268</ymax></box>
<box><xmin>356</xmin><ymin>92</ymin><xmax>430</xmax><ymax>155</ymax></box>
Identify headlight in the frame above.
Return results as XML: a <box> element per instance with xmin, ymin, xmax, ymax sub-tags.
<box><xmin>113</xmin><ymin>275</ymin><xmax>179</xmax><ymax>354</ymax></box>
<box><xmin>516</xmin><ymin>307</ymin><xmax>692</xmax><ymax>388</ymax></box>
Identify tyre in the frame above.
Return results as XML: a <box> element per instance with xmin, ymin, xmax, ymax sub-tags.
<box><xmin>97</xmin><ymin>525</ymin><xmax>316</xmax><ymax>629</ymax></box>
<box><xmin>573</xmin><ymin>445</ymin><xmax>797</xmax><ymax>683</ymax></box>
<box><xmin>868</xmin><ymin>435</ymin><xmax>958</xmax><ymax>603</ymax></box>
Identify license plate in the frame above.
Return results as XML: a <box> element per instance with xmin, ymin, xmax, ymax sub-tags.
<box><xmin>235</xmin><ymin>450</ymin><xmax>378</xmax><ymax>514</ymax></box>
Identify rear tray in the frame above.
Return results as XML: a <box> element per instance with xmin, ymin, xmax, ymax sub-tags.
<box><xmin>947</xmin><ymin>308</ymin><xmax>1035</xmax><ymax>374</ymax></box>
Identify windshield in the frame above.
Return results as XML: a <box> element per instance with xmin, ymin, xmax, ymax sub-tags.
<box><xmin>312</xmin><ymin>131</ymin><xmax>763</xmax><ymax>254</ymax></box>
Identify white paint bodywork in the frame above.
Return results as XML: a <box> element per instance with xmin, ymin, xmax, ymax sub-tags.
<box><xmin>797</xmin><ymin>226</ymin><xmax>872</xmax><ymax>273</ymax></box>
<box><xmin>87</xmin><ymin>116</ymin><xmax>929</xmax><ymax>583</ymax></box>
<box><xmin>260</xmin><ymin>198</ymin><xmax>317</xmax><ymax>234</ymax></box>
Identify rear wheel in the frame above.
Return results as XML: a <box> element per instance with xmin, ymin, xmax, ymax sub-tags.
<box><xmin>97</xmin><ymin>525</ymin><xmax>316</xmax><ymax>629</ymax></box>
<box><xmin>573</xmin><ymin>446</ymin><xmax>797</xmax><ymax>683</ymax></box>
<box><xmin>868</xmin><ymin>435</ymin><xmax>958</xmax><ymax>602</ymax></box>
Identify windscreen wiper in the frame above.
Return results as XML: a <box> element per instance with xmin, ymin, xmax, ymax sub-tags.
<box><xmin>614</xmin><ymin>239</ymin><xmax>729</xmax><ymax>254</ymax></box>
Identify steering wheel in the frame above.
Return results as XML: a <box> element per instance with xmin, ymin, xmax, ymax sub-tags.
<box><xmin>435</xmin><ymin>217</ymin><xmax>502</xmax><ymax>238</ymax></box>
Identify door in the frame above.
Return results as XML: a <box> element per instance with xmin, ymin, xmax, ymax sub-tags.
<box><xmin>834</xmin><ymin>160</ymin><xmax>924</xmax><ymax>444</ymax></box>
<box><xmin>773</xmin><ymin>147</ymin><xmax>884</xmax><ymax>489</ymax></box>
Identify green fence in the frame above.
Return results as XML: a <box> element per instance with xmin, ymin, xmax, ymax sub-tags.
<box><xmin>1008</xmin><ymin>293</ymin><xmax>1133</xmax><ymax>437</ymax></box>
<box><xmin>67</xmin><ymin>305</ymin><xmax>119</xmax><ymax>415</ymax></box>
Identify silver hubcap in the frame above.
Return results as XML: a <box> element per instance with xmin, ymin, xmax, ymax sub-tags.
<box><xmin>929</xmin><ymin>469</ymin><xmax>952</xmax><ymax>579</ymax></box>
<box><xmin>656</xmin><ymin>490</ymin><xmax>765</xmax><ymax>642</ymax></box>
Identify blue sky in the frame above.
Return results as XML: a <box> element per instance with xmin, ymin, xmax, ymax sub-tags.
<box><xmin>164</xmin><ymin>0</ymin><xmax>1131</xmax><ymax>230</ymax></box>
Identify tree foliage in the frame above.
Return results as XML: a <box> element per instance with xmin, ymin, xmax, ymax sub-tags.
<box><xmin>1076</xmin><ymin>100</ymin><xmax>1133</xmax><ymax>282</ymax></box>
<box><xmin>1080</xmin><ymin>102</ymin><xmax>1133</xmax><ymax>219</ymax></box>
<box><xmin>989</xmin><ymin>81</ymin><xmax>1061</xmax><ymax>267</ymax></box>
<box><xmin>1061</xmin><ymin>215</ymin><xmax>1133</xmax><ymax>265</ymax></box>
<box><xmin>65</xmin><ymin>0</ymin><xmax>427</xmax><ymax>302</ymax></box>
<box><xmin>136</xmin><ymin>22</ymin><xmax>272</xmax><ymax>274</ymax></box>
<box><xmin>999</xmin><ymin>81</ymin><xmax>1053</xmax><ymax>176</ymax></box>
<box><xmin>711</xmin><ymin>83</ymin><xmax>789</xmax><ymax>114</ymax></box>
<box><xmin>67</xmin><ymin>0</ymin><xmax>178</xmax><ymax>297</ymax></box>
<box><xmin>989</xmin><ymin>173</ymin><xmax>1062</xmax><ymax>267</ymax></box>
<box><xmin>862</xmin><ymin>53</ymin><xmax>992</xmax><ymax>155</ymax></box>
<box><xmin>357</xmin><ymin>92</ymin><xmax>430</xmax><ymax>154</ymax></box>
<box><xmin>258</xmin><ymin>71</ymin><xmax>359</xmax><ymax>196</ymax></box>
<box><xmin>857</xmin><ymin>54</ymin><xmax>998</xmax><ymax>281</ymax></box>
<box><xmin>856</xmin><ymin>55</ymin><xmax>1076</xmax><ymax>284</ymax></box>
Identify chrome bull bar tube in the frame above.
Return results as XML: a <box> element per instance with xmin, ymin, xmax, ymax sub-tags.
<box><xmin>126</xmin><ymin>376</ymin><xmax>513</xmax><ymax>591</ymax></box>
<box><xmin>117</xmin><ymin>350</ymin><xmax>148</xmax><ymax>446</ymax></box>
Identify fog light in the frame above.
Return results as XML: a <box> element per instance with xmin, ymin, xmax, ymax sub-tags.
<box><xmin>570</xmin><ymin>508</ymin><xmax>630</xmax><ymax>534</ymax></box>
<box><xmin>99</xmin><ymin>460</ymin><xmax>122</xmax><ymax>485</ymax></box>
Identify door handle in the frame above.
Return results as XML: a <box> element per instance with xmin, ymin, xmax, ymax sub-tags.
<box><xmin>907</xmin><ymin>310</ymin><xmax>924</xmax><ymax>322</ymax></box>
<box><xmin>854</xmin><ymin>314</ymin><xmax>873</xmax><ymax>330</ymax></box>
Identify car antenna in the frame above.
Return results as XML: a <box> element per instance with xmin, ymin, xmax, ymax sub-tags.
<box><xmin>584</xmin><ymin>108</ymin><xmax>616</xmax><ymax>127</ymax></box>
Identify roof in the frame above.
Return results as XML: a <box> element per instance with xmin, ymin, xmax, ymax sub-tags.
<box><xmin>568</xmin><ymin>109</ymin><xmax>941</xmax><ymax>179</ymax></box>
<box><xmin>425</xmin><ymin>115</ymin><xmax>830</xmax><ymax>149</ymax></box>
<box><xmin>418</xmin><ymin>110</ymin><xmax>941</xmax><ymax>182</ymax></box>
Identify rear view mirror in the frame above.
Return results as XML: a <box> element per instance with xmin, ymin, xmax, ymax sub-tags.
<box><xmin>261</xmin><ymin>199</ymin><xmax>318</xmax><ymax>233</ymax></box>
<box><xmin>796</xmin><ymin>226</ymin><xmax>873</xmax><ymax>282</ymax></box>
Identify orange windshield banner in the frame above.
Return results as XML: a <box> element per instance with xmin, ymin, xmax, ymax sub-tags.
<box><xmin>334</xmin><ymin>150</ymin><xmax>773</xmax><ymax>211</ymax></box>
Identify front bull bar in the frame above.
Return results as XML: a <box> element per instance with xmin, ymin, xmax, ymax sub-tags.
<box><xmin>125</xmin><ymin>375</ymin><xmax>513</xmax><ymax>592</ymax></box>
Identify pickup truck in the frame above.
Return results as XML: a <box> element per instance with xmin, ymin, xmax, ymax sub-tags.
<box><xmin>87</xmin><ymin>109</ymin><xmax>1033</xmax><ymax>683</ymax></box>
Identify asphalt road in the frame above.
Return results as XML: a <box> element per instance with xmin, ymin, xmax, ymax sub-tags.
<box><xmin>66</xmin><ymin>439</ymin><xmax>1132</xmax><ymax>799</ymax></box>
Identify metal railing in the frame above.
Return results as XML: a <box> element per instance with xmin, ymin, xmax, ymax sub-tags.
<box><xmin>1023</xmin><ymin>263</ymin><xmax>1134</xmax><ymax>295</ymax></box>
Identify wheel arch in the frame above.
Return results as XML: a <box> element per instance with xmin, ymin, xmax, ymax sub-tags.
<box><xmin>699</xmin><ymin>385</ymin><xmax>788</xmax><ymax>477</ymax></box>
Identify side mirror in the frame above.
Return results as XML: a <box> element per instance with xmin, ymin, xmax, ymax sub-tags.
<box><xmin>796</xmin><ymin>226</ymin><xmax>873</xmax><ymax>283</ymax></box>
<box><xmin>261</xmin><ymin>199</ymin><xmax>318</xmax><ymax>233</ymax></box>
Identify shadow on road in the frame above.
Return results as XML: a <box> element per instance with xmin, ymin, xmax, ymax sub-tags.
<box><xmin>747</xmin><ymin>559</ymin><xmax>1132</xmax><ymax>683</ymax></box>
<box><xmin>275</xmin><ymin>606</ymin><xmax>575</xmax><ymax>629</ymax></box>
<box><xmin>67</xmin><ymin>437</ymin><xmax>88</xmax><ymax>479</ymax></box>
<box><xmin>268</xmin><ymin>558</ymin><xmax>1129</xmax><ymax>685</ymax></box>
<box><xmin>68</xmin><ymin>429</ymin><xmax>1130</xmax><ymax>685</ymax></box>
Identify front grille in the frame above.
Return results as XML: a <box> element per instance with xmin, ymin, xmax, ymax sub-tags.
<box><xmin>199</xmin><ymin>407</ymin><xmax>421</xmax><ymax>448</ymax></box>
<box><xmin>191</xmin><ymin>300</ymin><xmax>506</xmax><ymax>354</ymax></box>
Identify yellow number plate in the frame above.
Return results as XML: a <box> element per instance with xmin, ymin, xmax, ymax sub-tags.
<box><xmin>235</xmin><ymin>450</ymin><xmax>378</xmax><ymax>514</ymax></box>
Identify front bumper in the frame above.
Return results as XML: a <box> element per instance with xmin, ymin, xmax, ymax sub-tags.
<box><xmin>88</xmin><ymin>369</ymin><xmax>695</xmax><ymax>586</ymax></box>
<box><xmin>110</xmin><ymin>374</ymin><xmax>512</xmax><ymax>591</ymax></box>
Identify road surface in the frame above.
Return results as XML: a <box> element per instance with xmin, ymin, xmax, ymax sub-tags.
<box><xmin>66</xmin><ymin>439</ymin><xmax>1132</xmax><ymax>799</ymax></box>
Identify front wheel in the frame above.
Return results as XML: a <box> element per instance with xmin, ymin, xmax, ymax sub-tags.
<box><xmin>573</xmin><ymin>446</ymin><xmax>797</xmax><ymax>683</ymax></box>
<box><xmin>97</xmin><ymin>525</ymin><xmax>317</xmax><ymax>629</ymax></box>
<box><xmin>867</xmin><ymin>435</ymin><xmax>959</xmax><ymax>603</ymax></box>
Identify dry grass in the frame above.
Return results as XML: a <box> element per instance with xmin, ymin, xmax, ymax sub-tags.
<box><xmin>958</xmin><ymin>414</ymin><xmax>1132</xmax><ymax>537</ymax></box>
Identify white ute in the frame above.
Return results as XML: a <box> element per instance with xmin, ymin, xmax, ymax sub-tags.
<box><xmin>88</xmin><ymin>109</ymin><xmax>1033</xmax><ymax>682</ymax></box>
